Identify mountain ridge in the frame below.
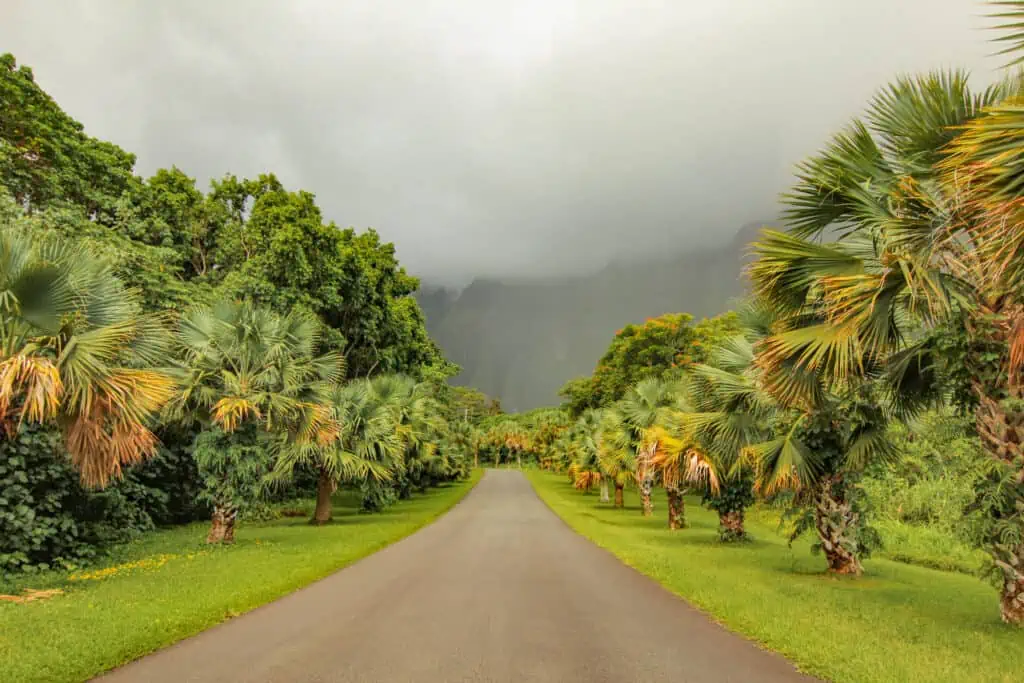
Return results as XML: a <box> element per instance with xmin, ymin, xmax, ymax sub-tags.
<box><xmin>417</xmin><ymin>222</ymin><xmax>767</xmax><ymax>410</ymax></box>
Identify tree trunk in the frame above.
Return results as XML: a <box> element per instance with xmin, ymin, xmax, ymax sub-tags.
<box><xmin>312</xmin><ymin>469</ymin><xmax>335</xmax><ymax>525</ymax></box>
<box><xmin>966</xmin><ymin>303</ymin><xmax>1024</xmax><ymax>623</ymax></box>
<box><xmin>814</xmin><ymin>479</ymin><xmax>862</xmax><ymax>576</ymax></box>
<box><xmin>599</xmin><ymin>479</ymin><xmax>610</xmax><ymax>503</ymax></box>
<box><xmin>718</xmin><ymin>509</ymin><xmax>746</xmax><ymax>541</ymax></box>
<box><xmin>666</xmin><ymin>486</ymin><xmax>686</xmax><ymax>529</ymax></box>
<box><xmin>614</xmin><ymin>482</ymin><xmax>624</xmax><ymax>508</ymax></box>
<box><xmin>981</xmin><ymin>393</ymin><xmax>1024</xmax><ymax>623</ymax></box>
<box><xmin>1001</xmin><ymin>569</ymin><xmax>1024</xmax><ymax>626</ymax></box>
<box><xmin>639</xmin><ymin>474</ymin><xmax>654</xmax><ymax>517</ymax></box>
<box><xmin>207</xmin><ymin>504</ymin><xmax>237</xmax><ymax>544</ymax></box>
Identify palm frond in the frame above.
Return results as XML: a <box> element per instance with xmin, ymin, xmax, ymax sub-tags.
<box><xmin>991</xmin><ymin>1</ymin><xmax>1024</xmax><ymax>66</ymax></box>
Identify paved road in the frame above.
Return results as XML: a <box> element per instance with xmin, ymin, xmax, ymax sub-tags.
<box><xmin>99</xmin><ymin>470</ymin><xmax>814</xmax><ymax>682</ymax></box>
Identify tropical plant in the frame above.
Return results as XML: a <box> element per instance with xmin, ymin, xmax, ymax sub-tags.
<box><xmin>444</xmin><ymin>418</ymin><xmax>481</xmax><ymax>470</ymax></box>
<box><xmin>570</xmin><ymin>409</ymin><xmax>606</xmax><ymax>497</ymax></box>
<box><xmin>483</xmin><ymin>419</ymin><xmax>531</xmax><ymax>468</ymax></box>
<box><xmin>0</xmin><ymin>225</ymin><xmax>175</xmax><ymax>488</ymax></box>
<box><xmin>371</xmin><ymin>374</ymin><xmax>445</xmax><ymax>497</ymax></box>
<box><xmin>660</xmin><ymin>325</ymin><xmax>772</xmax><ymax>538</ymax></box>
<box><xmin>170</xmin><ymin>300</ymin><xmax>342</xmax><ymax>541</ymax></box>
<box><xmin>745</xmin><ymin>70</ymin><xmax>1023</xmax><ymax>577</ymax></box>
<box><xmin>598</xmin><ymin>379</ymin><xmax>674</xmax><ymax>515</ymax></box>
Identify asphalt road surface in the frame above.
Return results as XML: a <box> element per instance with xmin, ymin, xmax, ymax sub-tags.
<box><xmin>98</xmin><ymin>470</ymin><xmax>815</xmax><ymax>682</ymax></box>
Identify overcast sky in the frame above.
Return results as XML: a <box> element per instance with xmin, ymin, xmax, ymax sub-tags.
<box><xmin>1</xmin><ymin>1</ymin><xmax>999</xmax><ymax>285</ymax></box>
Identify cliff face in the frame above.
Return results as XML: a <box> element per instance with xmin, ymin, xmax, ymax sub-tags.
<box><xmin>418</xmin><ymin>223</ymin><xmax>765</xmax><ymax>411</ymax></box>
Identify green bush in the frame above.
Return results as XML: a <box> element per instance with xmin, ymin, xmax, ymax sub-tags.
<box><xmin>0</xmin><ymin>425</ymin><xmax>210</xmax><ymax>577</ymax></box>
<box><xmin>1</xmin><ymin>426</ymin><xmax>147</xmax><ymax>575</ymax></box>
<box><xmin>861</xmin><ymin>412</ymin><xmax>987</xmax><ymax>547</ymax></box>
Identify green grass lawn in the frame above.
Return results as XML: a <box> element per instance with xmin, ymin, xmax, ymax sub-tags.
<box><xmin>0</xmin><ymin>471</ymin><xmax>481</xmax><ymax>683</ymax></box>
<box><xmin>527</xmin><ymin>470</ymin><xmax>1024</xmax><ymax>683</ymax></box>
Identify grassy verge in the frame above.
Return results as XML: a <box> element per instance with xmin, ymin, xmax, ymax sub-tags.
<box><xmin>0</xmin><ymin>471</ymin><xmax>481</xmax><ymax>683</ymax></box>
<box><xmin>527</xmin><ymin>470</ymin><xmax>1024</xmax><ymax>683</ymax></box>
<box><xmin>745</xmin><ymin>506</ymin><xmax>988</xmax><ymax>577</ymax></box>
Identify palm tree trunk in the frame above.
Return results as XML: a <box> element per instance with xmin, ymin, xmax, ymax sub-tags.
<box><xmin>814</xmin><ymin>478</ymin><xmax>862</xmax><ymax>575</ymax></box>
<box><xmin>1001</xmin><ymin>567</ymin><xmax>1024</xmax><ymax>626</ymax></box>
<box><xmin>718</xmin><ymin>509</ymin><xmax>746</xmax><ymax>541</ymax></box>
<box><xmin>975</xmin><ymin>392</ymin><xmax>1024</xmax><ymax>624</ymax></box>
<box><xmin>614</xmin><ymin>481</ymin><xmax>624</xmax><ymax>508</ymax></box>
<box><xmin>599</xmin><ymin>479</ymin><xmax>610</xmax><ymax>503</ymax></box>
<box><xmin>207</xmin><ymin>504</ymin><xmax>237</xmax><ymax>544</ymax></box>
<box><xmin>639</xmin><ymin>473</ymin><xmax>654</xmax><ymax>516</ymax></box>
<box><xmin>312</xmin><ymin>468</ymin><xmax>335</xmax><ymax>525</ymax></box>
<box><xmin>666</xmin><ymin>486</ymin><xmax>686</xmax><ymax>529</ymax></box>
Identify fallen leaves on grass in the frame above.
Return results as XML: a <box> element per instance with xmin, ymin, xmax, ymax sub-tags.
<box><xmin>68</xmin><ymin>551</ymin><xmax>211</xmax><ymax>582</ymax></box>
<box><xmin>0</xmin><ymin>588</ymin><xmax>64</xmax><ymax>604</ymax></box>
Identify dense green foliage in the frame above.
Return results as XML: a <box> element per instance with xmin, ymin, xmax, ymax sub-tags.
<box><xmin>0</xmin><ymin>426</ymin><xmax>206</xmax><ymax>576</ymax></box>
<box><xmin>0</xmin><ymin>52</ymin><xmax>465</xmax><ymax>576</ymax></box>
<box><xmin>559</xmin><ymin>311</ymin><xmax>740</xmax><ymax>416</ymax></box>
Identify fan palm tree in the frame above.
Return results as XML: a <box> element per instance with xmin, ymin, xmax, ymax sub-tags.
<box><xmin>371</xmin><ymin>375</ymin><xmax>444</xmax><ymax>496</ymax></box>
<box><xmin>596</xmin><ymin>406</ymin><xmax>633</xmax><ymax>508</ymax></box>
<box><xmin>272</xmin><ymin>378</ymin><xmax>398</xmax><ymax>524</ymax></box>
<box><xmin>445</xmin><ymin>419</ymin><xmax>481</xmax><ymax>470</ymax></box>
<box><xmin>171</xmin><ymin>300</ymin><xmax>342</xmax><ymax>541</ymax></box>
<box><xmin>0</xmin><ymin>226</ymin><xmax>175</xmax><ymax>488</ymax></box>
<box><xmin>674</xmin><ymin>311</ymin><xmax>776</xmax><ymax>539</ymax></box>
<box><xmin>647</xmin><ymin>330</ymin><xmax>765</xmax><ymax>535</ymax></box>
<box><xmin>485</xmin><ymin>419</ymin><xmax>531</xmax><ymax>468</ymax></box>
<box><xmin>746</xmin><ymin>71</ymin><xmax>1018</xmax><ymax>575</ymax></box>
<box><xmin>599</xmin><ymin>379</ymin><xmax>674</xmax><ymax>515</ymax></box>
<box><xmin>570</xmin><ymin>408</ymin><xmax>605</xmax><ymax>497</ymax></box>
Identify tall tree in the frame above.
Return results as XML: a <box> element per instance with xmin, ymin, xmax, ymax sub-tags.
<box><xmin>747</xmin><ymin>70</ymin><xmax>1020</xmax><ymax>578</ymax></box>
<box><xmin>0</xmin><ymin>53</ymin><xmax>135</xmax><ymax>216</ymax></box>
<box><xmin>0</xmin><ymin>224</ymin><xmax>175</xmax><ymax>487</ymax></box>
<box><xmin>285</xmin><ymin>378</ymin><xmax>400</xmax><ymax>523</ymax></box>
<box><xmin>170</xmin><ymin>301</ymin><xmax>342</xmax><ymax>542</ymax></box>
<box><xmin>599</xmin><ymin>379</ymin><xmax>675</xmax><ymax>516</ymax></box>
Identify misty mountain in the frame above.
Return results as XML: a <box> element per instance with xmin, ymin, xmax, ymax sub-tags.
<box><xmin>418</xmin><ymin>223</ymin><xmax>765</xmax><ymax>411</ymax></box>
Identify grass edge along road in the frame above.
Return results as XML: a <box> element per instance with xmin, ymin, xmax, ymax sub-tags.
<box><xmin>526</xmin><ymin>470</ymin><xmax>1024</xmax><ymax>683</ymax></box>
<box><xmin>0</xmin><ymin>471</ymin><xmax>482</xmax><ymax>683</ymax></box>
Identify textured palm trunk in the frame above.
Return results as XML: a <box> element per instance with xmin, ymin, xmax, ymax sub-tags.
<box><xmin>639</xmin><ymin>476</ymin><xmax>654</xmax><ymax>517</ymax></box>
<box><xmin>614</xmin><ymin>482</ymin><xmax>624</xmax><ymax>508</ymax></box>
<box><xmin>976</xmin><ymin>393</ymin><xmax>1024</xmax><ymax>624</ymax></box>
<box><xmin>1001</xmin><ymin>571</ymin><xmax>1024</xmax><ymax>626</ymax></box>
<box><xmin>718</xmin><ymin>509</ymin><xmax>746</xmax><ymax>541</ymax></box>
<box><xmin>206</xmin><ymin>504</ymin><xmax>237</xmax><ymax>544</ymax></box>
<box><xmin>666</xmin><ymin>486</ymin><xmax>686</xmax><ymax>529</ymax></box>
<box><xmin>637</xmin><ymin>441</ymin><xmax>655</xmax><ymax>517</ymax></box>
<box><xmin>599</xmin><ymin>479</ymin><xmax>610</xmax><ymax>503</ymax></box>
<box><xmin>814</xmin><ymin>479</ymin><xmax>862</xmax><ymax>575</ymax></box>
<box><xmin>969</xmin><ymin>302</ymin><xmax>1024</xmax><ymax>624</ymax></box>
<box><xmin>312</xmin><ymin>468</ymin><xmax>335</xmax><ymax>525</ymax></box>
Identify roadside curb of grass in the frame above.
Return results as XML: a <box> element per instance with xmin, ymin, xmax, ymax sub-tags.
<box><xmin>522</xmin><ymin>470</ymin><xmax>826</xmax><ymax>680</ymax></box>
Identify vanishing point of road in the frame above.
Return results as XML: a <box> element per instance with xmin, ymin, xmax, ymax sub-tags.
<box><xmin>99</xmin><ymin>470</ymin><xmax>815</xmax><ymax>682</ymax></box>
